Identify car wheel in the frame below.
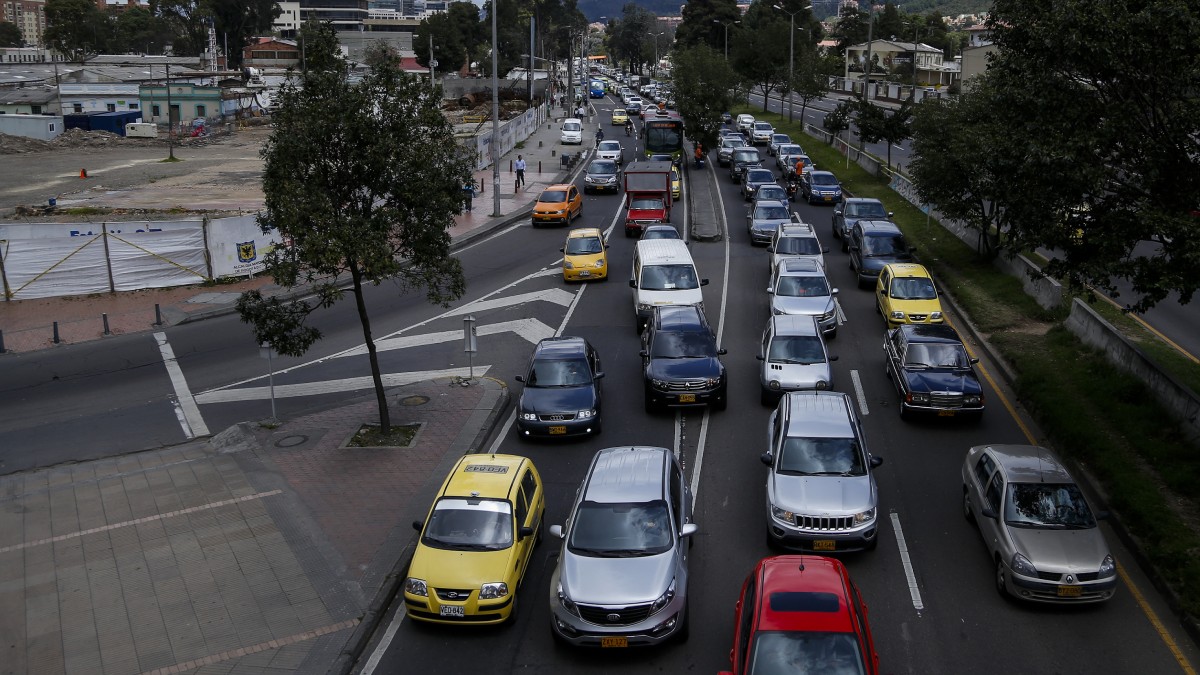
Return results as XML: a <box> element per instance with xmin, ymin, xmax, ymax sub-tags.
<box><xmin>625</xmin><ymin>228</ymin><xmax>633</xmax><ymax>238</ymax></box>
<box><xmin>995</xmin><ymin>558</ymin><xmax>1011</xmax><ymax>599</ymax></box>
<box><xmin>765</xmin><ymin>529</ymin><xmax>780</xmax><ymax>551</ymax></box>
<box><xmin>841</xmin><ymin>239</ymin><xmax>849</xmax><ymax>253</ymax></box>
<box><xmin>962</xmin><ymin>489</ymin><xmax>976</xmax><ymax>525</ymax></box>
<box><xmin>644</xmin><ymin>393</ymin><xmax>656</xmax><ymax>414</ymax></box>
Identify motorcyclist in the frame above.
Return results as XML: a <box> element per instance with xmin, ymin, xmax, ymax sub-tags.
<box><xmin>596</xmin><ymin>127</ymin><xmax>605</xmax><ymax>147</ymax></box>
<box><xmin>625</xmin><ymin>119</ymin><xmax>633</xmax><ymax>136</ymax></box>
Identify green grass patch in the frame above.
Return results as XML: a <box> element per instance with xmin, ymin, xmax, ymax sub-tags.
<box><xmin>734</xmin><ymin>104</ymin><xmax>1200</xmax><ymax>617</ymax></box>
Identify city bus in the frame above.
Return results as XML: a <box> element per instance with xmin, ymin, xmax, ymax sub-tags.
<box><xmin>642</xmin><ymin>109</ymin><xmax>684</xmax><ymax>163</ymax></box>
<box><xmin>589</xmin><ymin>80</ymin><xmax>605</xmax><ymax>98</ymax></box>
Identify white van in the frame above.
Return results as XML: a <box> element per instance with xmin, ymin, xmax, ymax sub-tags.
<box><xmin>630</xmin><ymin>239</ymin><xmax>708</xmax><ymax>332</ymax></box>
<box><xmin>561</xmin><ymin>118</ymin><xmax>583</xmax><ymax>145</ymax></box>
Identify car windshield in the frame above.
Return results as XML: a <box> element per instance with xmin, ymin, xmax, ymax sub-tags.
<box><xmin>588</xmin><ymin>160</ymin><xmax>617</xmax><ymax>174</ymax></box>
<box><xmin>755</xmin><ymin>123</ymin><xmax>773</xmax><ymax>130</ymax></box>
<box><xmin>903</xmin><ymin>343</ymin><xmax>971</xmax><ymax>369</ymax></box>
<box><xmin>773</xmin><ymin>135</ymin><xmax>790</xmax><ymax>143</ymax></box>
<box><xmin>599</xmin><ymin>141</ymin><xmax>621</xmax><ymax>152</ymax></box>
<box><xmin>563</xmin><ymin>122</ymin><xmax>581</xmax><ymax>131</ymax></box>
<box><xmin>754</xmin><ymin>205</ymin><xmax>790</xmax><ymax>220</ymax></box>
<box><xmin>775</xmin><ymin>237</ymin><xmax>822</xmax><ymax>256</ymax></box>
<box><xmin>747</xmin><ymin>170</ymin><xmax>774</xmax><ymax>183</ymax></box>
<box><xmin>768</xmin><ymin>336</ymin><xmax>826</xmax><ymax>365</ymax></box>
<box><xmin>863</xmin><ymin>234</ymin><xmax>908</xmax><ymax>256</ymax></box>
<box><xmin>527</xmin><ymin>358</ymin><xmax>592</xmax><ymax>387</ymax></box>
<box><xmin>722</xmin><ymin>138</ymin><xmax>743</xmax><ymax>148</ymax></box>
<box><xmin>757</xmin><ymin>187</ymin><xmax>788</xmax><ymax>201</ymax></box>
<box><xmin>777</xmin><ymin>437</ymin><xmax>864</xmax><ymax>476</ymax></box>
<box><xmin>733</xmin><ymin>151</ymin><xmax>759</xmax><ymax>162</ymax></box>
<box><xmin>811</xmin><ymin>173</ymin><xmax>839</xmax><ymax>186</ymax></box>
<box><xmin>539</xmin><ymin>190</ymin><xmax>568</xmax><ymax>203</ymax></box>
<box><xmin>640</xmin><ymin>264</ymin><xmax>699</xmax><ymax>290</ymax></box>
<box><xmin>847</xmin><ymin>201</ymin><xmax>887</xmax><ymax>218</ymax></box>
<box><xmin>421</xmin><ymin>498</ymin><xmax>513</xmax><ymax>551</ymax></box>
<box><xmin>749</xmin><ymin>631</ymin><xmax>865</xmax><ymax>675</ymax></box>
<box><xmin>630</xmin><ymin>197</ymin><xmax>665</xmax><ymax>210</ymax></box>
<box><xmin>779</xmin><ymin>145</ymin><xmax>802</xmax><ymax>156</ymax></box>
<box><xmin>776</xmin><ymin>276</ymin><xmax>830</xmax><ymax>297</ymax></box>
<box><xmin>642</xmin><ymin>227</ymin><xmax>680</xmax><ymax>240</ymax></box>
<box><xmin>567</xmin><ymin>500</ymin><xmax>673</xmax><ymax>556</ymax></box>
<box><xmin>565</xmin><ymin>236</ymin><xmax>604</xmax><ymax>255</ymax></box>
<box><xmin>889</xmin><ymin>277</ymin><xmax>937</xmax><ymax>300</ymax></box>
<box><xmin>1005</xmin><ymin>483</ymin><xmax>1096</xmax><ymax>529</ymax></box>
<box><xmin>652</xmin><ymin>330</ymin><xmax>717</xmax><ymax>358</ymax></box>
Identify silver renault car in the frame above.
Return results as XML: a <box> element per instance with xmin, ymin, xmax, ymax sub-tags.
<box><xmin>757</xmin><ymin>315</ymin><xmax>838</xmax><ymax>405</ymax></box>
<box><xmin>767</xmin><ymin>257</ymin><xmax>839</xmax><ymax>336</ymax></box>
<box><xmin>761</xmin><ymin>392</ymin><xmax>883</xmax><ymax>552</ymax></box>
<box><xmin>549</xmin><ymin>446</ymin><xmax>697</xmax><ymax>646</ymax></box>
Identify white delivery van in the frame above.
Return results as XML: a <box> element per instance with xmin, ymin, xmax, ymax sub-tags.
<box><xmin>561</xmin><ymin>118</ymin><xmax>583</xmax><ymax>145</ymax></box>
<box><xmin>630</xmin><ymin>239</ymin><xmax>708</xmax><ymax>332</ymax></box>
<box><xmin>125</xmin><ymin>122</ymin><xmax>158</xmax><ymax>138</ymax></box>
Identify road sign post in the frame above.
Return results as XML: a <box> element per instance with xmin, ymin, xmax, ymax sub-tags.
<box><xmin>463</xmin><ymin>315</ymin><xmax>478</xmax><ymax>379</ymax></box>
<box><xmin>259</xmin><ymin>341</ymin><xmax>277</xmax><ymax>422</ymax></box>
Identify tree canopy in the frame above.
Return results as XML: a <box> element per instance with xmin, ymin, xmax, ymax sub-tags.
<box><xmin>671</xmin><ymin>44</ymin><xmax>739</xmax><ymax>151</ymax></box>
<box><xmin>0</xmin><ymin>21</ymin><xmax>24</xmax><ymax>48</ymax></box>
<box><xmin>236</xmin><ymin>23</ymin><xmax>474</xmax><ymax>433</ymax></box>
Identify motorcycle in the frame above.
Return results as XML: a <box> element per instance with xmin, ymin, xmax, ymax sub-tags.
<box><xmin>785</xmin><ymin>177</ymin><xmax>800</xmax><ymax>201</ymax></box>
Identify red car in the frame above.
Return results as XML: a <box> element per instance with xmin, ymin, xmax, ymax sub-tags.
<box><xmin>720</xmin><ymin>556</ymin><xmax>880</xmax><ymax>675</ymax></box>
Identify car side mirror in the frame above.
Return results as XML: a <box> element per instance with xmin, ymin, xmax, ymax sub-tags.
<box><xmin>549</xmin><ymin>525</ymin><xmax>565</xmax><ymax>539</ymax></box>
<box><xmin>755</xmin><ymin>354</ymin><xmax>764</xmax><ymax>361</ymax></box>
<box><xmin>680</xmin><ymin>523</ymin><xmax>698</xmax><ymax>537</ymax></box>
<box><xmin>766</xmin><ymin>288</ymin><xmax>774</xmax><ymax>294</ymax></box>
<box><xmin>412</xmin><ymin>520</ymin><xmax>423</xmax><ymax>532</ymax></box>
<box><xmin>519</xmin><ymin>526</ymin><xmax>534</xmax><ymax>540</ymax></box>
<box><xmin>869</xmin><ymin>455</ymin><xmax>884</xmax><ymax>468</ymax></box>
<box><xmin>760</xmin><ymin>452</ymin><xmax>774</xmax><ymax>466</ymax></box>
<box><xmin>887</xmin><ymin>211</ymin><xmax>895</xmax><ymax>218</ymax></box>
<box><xmin>718</xmin><ymin>348</ymin><xmax>727</xmax><ymax>355</ymax></box>
<box><xmin>831</xmin><ymin>288</ymin><xmax>839</xmax><ymax>295</ymax></box>
<box><xmin>639</xmin><ymin>350</ymin><xmax>648</xmax><ymax>358</ymax></box>
<box><xmin>969</xmin><ymin>357</ymin><xmax>979</xmax><ymax>365</ymax></box>
<box><xmin>822</xmin><ymin>247</ymin><xmax>831</xmax><ymax>254</ymax></box>
<box><xmin>830</xmin><ymin>355</ymin><xmax>840</xmax><ymax>361</ymax></box>
<box><xmin>701</xmin><ymin>279</ymin><xmax>710</xmax><ymax>286</ymax></box>
<box><xmin>849</xmin><ymin>245</ymin><xmax>860</xmax><ymax>252</ymax></box>
<box><xmin>629</xmin><ymin>279</ymin><xmax>636</xmax><ymax>288</ymax></box>
<box><xmin>980</xmin><ymin>506</ymin><xmax>998</xmax><ymax>520</ymax></box>
<box><xmin>834</xmin><ymin>209</ymin><xmax>843</xmax><ymax>216</ymax></box>
<box><xmin>559</xmin><ymin>247</ymin><xmax>564</xmax><ymax>252</ymax></box>
<box><xmin>766</xmin><ymin>246</ymin><xmax>774</xmax><ymax>253</ymax></box>
<box><xmin>514</xmin><ymin>375</ymin><xmax>525</xmax><ymax>383</ymax></box>
<box><xmin>594</xmin><ymin>371</ymin><xmax>606</xmax><ymax>379</ymax></box>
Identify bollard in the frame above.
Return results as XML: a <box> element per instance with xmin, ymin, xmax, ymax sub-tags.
<box><xmin>154</xmin><ymin>303</ymin><xmax>163</xmax><ymax>326</ymax></box>
<box><xmin>539</xmin><ymin>161</ymin><xmax>542</xmax><ymax>173</ymax></box>
<box><xmin>509</xmin><ymin>160</ymin><xmax>512</xmax><ymax>172</ymax></box>
<box><xmin>102</xmin><ymin>313</ymin><xmax>110</xmax><ymax>335</ymax></box>
<box><xmin>53</xmin><ymin>321</ymin><xmax>60</xmax><ymax>344</ymax></box>
<box><xmin>539</xmin><ymin>140</ymin><xmax>543</xmax><ymax>148</ymax></box>
<box><xmin>551</xmin><ymin>150</ymin><xmax>556</xmax><ymax>157</ymax></box>
<box><xmin>0</xmin><ymin>329</ymin><xmax>5</xmax><ymax>353</ymax></box>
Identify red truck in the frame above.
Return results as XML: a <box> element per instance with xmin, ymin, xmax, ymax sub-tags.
<box><xmin>623</xmin><ymin>161</ymin><xmax>673</xmax><ymax>238</ymax></box>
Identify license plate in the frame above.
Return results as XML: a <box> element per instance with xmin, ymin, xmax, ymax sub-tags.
<box><xmin>439</xmin><ymin>605</ymin><xmax>465</xmax><ymax>617</ymax></box>
<box><xmin>813</xmin><ymin>540</ymin><xmax>836</xmax><ymax>551</ymax></box>
<box><xmin>1057</xmin><ymin>585</ymin><xmax>1082</xmax><ymax>597</ymax></box>
<box><xmin>823</xmin><ymin>196</ymin><xmax>832</xmax><ymax>201</ymax></box>
<box><xmin>938</xmin><ymin>410</ymin><xmax>956</xmax><ymax>417</ymax></box>
<box><xmin>601</xmin><ymin>636</ymin><xmax>628</xmax><ymax>648</ymax></box>
<box><xmin>579</xmin><ymin>271</ymin><xmax>590</xmax><ymax>277</ymax></box>
<box><xmin>678</xmin><ymin>394</ymin><xmax>696</xmax><ymax>403</ymax></box>
<box><xmin>549</xmin><ymin>426</ymin><xmax>567</xmax><ymax>435</ymax></box>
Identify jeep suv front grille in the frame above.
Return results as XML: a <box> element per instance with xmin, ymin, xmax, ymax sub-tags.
<box><xmin>794</xmin><ymin>514</ymin><xmax>855</xmax><ymax>531</ymax></box>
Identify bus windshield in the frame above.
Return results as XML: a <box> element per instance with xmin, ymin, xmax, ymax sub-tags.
<box><xmin>644</xmin><ymin>121</ymin><xmax>683</xmax><ymax>156</ymax></box>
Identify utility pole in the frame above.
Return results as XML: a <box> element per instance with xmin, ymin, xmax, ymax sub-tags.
<box><xmin>774</xmin><ymin>4</ymin><xmax>812</xmax><ymax>123</ymax></box>
<box><xmin>490</xmin><ymin>0</ymin><xmax>500</xmax><ymax>216</ymax></box>
<box><xmin>165</xmin><ymin>63</ymin><xmax>175</xmax><ymax>160</ymax></box>
<box><xmin>713</xmin><ymin>20</ymin><xmax>740</xmax><ymax>61</ymax></box>
<box><xmin>859</xmin><ymin>0</ymin><xmax>875</xmax><ymax>159</ymax></box>
<box><xmin>529</xmin><ymin>17</ymin><xmax>535</xmax><ymax>103</ymax></box>
<box><xmin>429</xmin><ymin>33</ymin><xmax>435</xmax><ymax>87</ymax></box>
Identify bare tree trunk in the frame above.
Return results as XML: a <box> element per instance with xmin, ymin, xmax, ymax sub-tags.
<box><xmin>350</xmin><ymin>265</ymin><xmax>391</xmax><ymax>433</ymax></box>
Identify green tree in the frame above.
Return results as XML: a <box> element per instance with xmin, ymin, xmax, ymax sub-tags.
<box><xmin>830</xmin><ymin>4</ymin><xmax>868</xmax><ymax>57</ymax></box>
<box><xmin>675</xmin><ymin>0</ymin><xmax>740</xmax><ymax>52</ymax></box>
<box><xmin>236</xmin><ymin>37</ymin><xmax>473</xmax><ymax>435</ymax></box>
<box><xmin>731</xmin><ymin>5</ymin><xmax>788</xmax><ymax>113</ymax></box>
<box><xmin>608</xmin><ymin>4</ymin><xmax>657</xmax><ymax>74</ymax></box>
<box><xmin>153</xmin><ymin>0</ymin><xmax>208</xmax><ymax>57</ymax></box>
<box><xmin>114</xmin><ymin>6</ymin><xmax>169</xmax><ymax>54</ymax></box>
<box><xmin>208</xmin><ymin>0</ymin><xmax>280</xmax><ymax>70</ymax></box>
<box><xmin>822</xmin><ymin>100</ymin><xmax>852</xmax><ymax>141</ymax></box>
<box><xmin>875</xmin><ymin>2</ymin><xmax>905</xmax><ymax>41</ymax></box>
<box><xmin>44</xmin><ymin>0</ymin><xmax>105</xmax><ymax>61</ymax></box>
<box><xmin>0</xmin><ymin>21</ymin><xmax>24</xmax><ymax>47</ymax></box>
<box><xmin>414</xmin><ymin>9</ymin><xmax>468</xmax><ymax>73</ymax></box>
<box><xmin>672</xmin><ymin>44</ymin><xmax>738</xmax><ymax>151</ymax></box>
<box><xmin>790</xmin><ymin>51</ymin><xmax>839</xmax><ymax>127</ymax></box>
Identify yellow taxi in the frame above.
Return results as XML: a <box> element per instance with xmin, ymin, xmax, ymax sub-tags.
<box><xmin>611</xmin><ymin>108</ymin><xmax>629</xmax><ymax>126</ymax></box>
<box><xmin>404</xmin><ymin>454</ymin><xmax>545</xmax><ymax>625</ymax></box>
<box><xmin>561</xmin><ymin>227</ymin><xmax>608</xmax><ymax>282</ymax></box>
<box><xmin>532</xmin><ymin>183</ymin><xmax>583</xmax><ymax>226</ymax></box>
<box><xmin>670</xmin><ymin>167</ymin><xmax>682</xmax><ymax>201</ymax></box>
<box><xmin>876</xmin><ymin>263</ymin><xmax>945</xmax><ymax>328</ymax></box>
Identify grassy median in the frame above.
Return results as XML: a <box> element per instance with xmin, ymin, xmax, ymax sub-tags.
<box><xmin>735</xmin><ymin>106</ymin><xmax>1200</xmax><ymax>619</ymax></box>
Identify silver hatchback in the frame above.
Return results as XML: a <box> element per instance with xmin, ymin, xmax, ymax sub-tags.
<box><xmin>757</xmin><ymin>315</ymin><xmax>838</xmax><ymax>405</ymax></box>
<box><xmin>768</xmin><ymin>257</ymin><xmax>839</xmax><ymax>336</ymax></box>
<box><xmin>549</xmin><ymin>446</ymin><xmax>697</xmax><ymax>646</ymax></box>
<box><xmin>761</xmin><ymin>392</ymin><xmax>883</xmax><ymax>552</ymax></box>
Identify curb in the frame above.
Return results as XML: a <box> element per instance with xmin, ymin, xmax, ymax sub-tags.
<box><xmin>685</xmin><ymin>147</ymin><xmax>724</xmax><ymax>243</ymax></box>
<box><xmin>333</xmin><ymin>381</ymin><xmax>511</xmax><ymax>674</ymax></box>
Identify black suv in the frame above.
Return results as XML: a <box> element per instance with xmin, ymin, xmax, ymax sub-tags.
<box><xmin>515</xmin><ymin>337</ymin><xmax>605</xmax><ymax>437</ymax></box>
<box><xmin>729</xmin><ymin>148</ymin><xmax>762</xmax><ymax>183</ymax></box>
<box><xmin>848</xmin><ymin>220</ymin><xmax>914</xmax><ymax>288</ymax></box>
<box><xmin>641</xmin><ymin>305</ymin><xmax>728</xmax><ymax>412</ymax></box>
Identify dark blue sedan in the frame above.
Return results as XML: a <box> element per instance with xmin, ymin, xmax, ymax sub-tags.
<box><xmin>882</xmin><ymin>324</ymin><xmax>984</xmax><ymax>421</ymax></box>
<box><xmin>515</xmin><ymin>337</ymin><xmax>604</xmax><ymax>437</ymax></box>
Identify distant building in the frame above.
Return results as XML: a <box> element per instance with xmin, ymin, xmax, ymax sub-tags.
<box><xmin>2</xmin><ymin>0</ymin><xmax>45</xmax><ymax>47</ymax></box>
<box><xmin>243</xmin><ymin>38</ymin><xmax>300</xmax><ymax>68</ymax></box>
<box><xmin>97</xmin><ymin>0</ymin><xmax>149</xmax><ymax>12</ymax></box>
<box><xmin>844</xmin><ymin>39</ymin><xmax>959</xmax><ymax>89</ymax></box>
<box><xmin>274</xmin><ymin>1</ymin><xmax>301</xmax><ymax>36</ymax></box>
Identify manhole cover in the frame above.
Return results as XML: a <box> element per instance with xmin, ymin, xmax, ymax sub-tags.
<box><xmin>400</xmin><ymin>395</ymin><xmax>430</xmax><ymax>406</ymax></box>
<box><xmin>274</xmin><ymin>434</ymin><xmax>308</xmax><ymax>448</ymax></box>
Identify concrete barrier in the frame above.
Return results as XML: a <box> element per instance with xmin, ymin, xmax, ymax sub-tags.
<box><xmin>993</xmin><ymin>252</ymin><xmax>1063</xmax><ymax>310</ymax></box>
<box><xmin>1064</xmin><ymin>298</ymin><xmax>1200</xmax><ymax>441</ymax></box>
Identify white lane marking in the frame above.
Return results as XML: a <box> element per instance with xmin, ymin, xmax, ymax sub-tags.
<box><xmin>834</xmin><ymin>297</ymin><xmax>847</xmax><ymax>326</ymax></box>
<box><xmin>673</xmin><ymin>410</ymin><xmax>682</xmax><ymax>461</ymax></box>
<box><xmin>194</xmin><ymin>366</ymin><xmax>490</xmax><ymax>404</ymax></box>
<box><xmin>890</xmin><ymin>512</ymin><xmax>925</xmax><ymax>611</ymax></box>
<box><xmin>443</xmin><ymin>288</ymin><xmax>576</xmax><ymax>316</ymax></box>
<box><xmin>358</xmin><ymin>604</ymin><xmax>406</xmax><ymax>675</ymax></box>
<box><xmin>487</xmin><ymin>410</ymin><xmax>516</xmax><ymax>455</ymax></box>
<box><xmin>690</xmin><ymin>157</ymin><xmax>731</xmax><ymax>500</ymax></box>
<box><xmin>155</xmin><ymin>332</ymin><xmax>209</xmax><ymax>438</ymax></box>
<box><xmin>336</xmin><ymin>318</ymin><xmax>556</xmax><ymax>357</ymax></box>
<box><xmin>850</xmin><ymin>369</ymin><xmax>870</xmax><ymax>416</ymax></box>
<box><xmin>454</xmin><ymin>223</ymin><xmax>522</xmax><ymax>255</ymax></box>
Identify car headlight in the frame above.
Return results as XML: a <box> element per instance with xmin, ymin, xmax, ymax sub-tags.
<box><xmin>815</xmin><ymin>380</ymin><xmax>829</xmax><ymax>390</ymax></box>
<box><xmin>964</xmin><ymin>394</ymin><xmax>982</xmax><ymax>405</ymax></box>
<box><xmin>649</xmin><ymin>580</ymin><xmax>677</xmax><ymax>614</ymax></box>
<box><xmin>520</xmin><ymin>412</ymin><xmax>538</xmax><ymax>421</ymax></box>
<box><xmin>1098</xmin><ymin>554</ymin><xmax>1116</xmax><ymax>579</ymax></box>
<box><xmin>705</xmin><ymin>377</ymin><xmax>721</xmax><ymax>388</ymax></box>
<box><xmin>404</xmin><ymin>577</ymin><xmax>428</xmax><ymax>597</ymax></box>
<box><xmin>930</xmin><ymin>311</ymin><xmax>943</xmax><ymax>320</ymax></box>
<box><xmin>770</xmin><ymin>505</ymin><xmax>794</xmax><ymax>523</ymax></box>
<box><xmin>910</xmin><ymin>393</ymin><xmax>930</xmax><ymax>403</ymax></box>
<box><xmin>637</xmin><ymin>303</ymin><xmax>654</xmax><ymax>312</ymax></box>
<box><xmin>594</xmin><ymin>260</ymin><xmax>605</xmax><ymax>268</ymax></box>
<box><xmin>557</xmin><ymin>583</ymin><xmax>579</xmax><ymax>616</ymax></box>
<box><xmin>1010</xmin><ymin>552</ymin><xmax>1038</xmax><ymax>577</ymax></box>
<box><xmin>563</xmin><ymin>261</ymin><xmax>575</xmax><ymax>269</ymax></box>
<box><xmin>651</xmin><ymin>378</ymin><xmax>670</xmax><ymax>391</ymax></box>
<box><xmin>479</xmin><ymin>582</ymin><xmax>509</xmax><ymax>600</ymax></box>
<box><xmin>554</xmin><ymin>209</ymin><xmax>566</xmax><ymax>214</ymax></box>
<box><xmin>577</xmin><ymin>409</ymin><xmax>596</xmax><ymax>419</ymax></box>
<box><xmin>890</xmin><ymin>311</ymin><xmax>905</xmax><ymax>320</ymax></box>
<box><xmin>772</xmin><ymin>306</ymin><xmax>785</xmax><ymax>315</ymax></box>
<box><xmin>768</xmin><ymin>380</ymin><xmax>781</xmax><ymax>391</ymax></box>
<box><xmin>854</xmin><ymin>507</ymin><xmax>876</xmax><ymax>524</ymax></box>
<box><xmin>585</xmin><ymin>176</ymin><xmax>596</xmax><ymax>183</ymax></box>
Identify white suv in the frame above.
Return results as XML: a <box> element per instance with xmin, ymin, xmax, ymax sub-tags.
<box><xmin>769</xmin><ymin>218</ymin><xmax>829</xmax><ymax>274</ymax></box>
<box><xmin>751</xmin><ymin>121</ymin><xmax>775</xmax><ymax>145</ymax></box>
<box><xmin>736</xmin><ymin>113</ymin><xmax>756</xmax><ymax>134</ymax></box>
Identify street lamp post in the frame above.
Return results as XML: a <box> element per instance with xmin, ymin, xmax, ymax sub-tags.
<box><xmin>773</xmin><ymin>4</ymin><xmax>812</xmax><ymax>123</ymax></box>
<box><xmin>490</xmin><ymin>0</ymin><xmax>500</xmax><ymax>216</ymax></box>
<box><xmin>713</xmin><ymin>20</ymin><xmax>740</xmax><ymax>61</ymax></box>
<box><xmin>651</xmin><ymin>32</ymin><xmax>665</xmax><ymax>78</ymax></box>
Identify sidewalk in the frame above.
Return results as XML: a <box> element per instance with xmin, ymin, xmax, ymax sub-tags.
<box><xmin>0</xmin><ymin>113</ymin><xmax>587</xmax><ymax>675</ymax></box>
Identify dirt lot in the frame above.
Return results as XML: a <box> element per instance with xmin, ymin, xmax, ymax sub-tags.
<box><xmin>0</xmin><ymin>122</ymin><xmax>272</xmax><ymax>219</ymax></box>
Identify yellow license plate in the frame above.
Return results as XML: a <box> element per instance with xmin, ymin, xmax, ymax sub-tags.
<box><xmin>601</xmin><ymin>636</ymin><xmax>628</xmax><ymax>648</ymax></box>
<box><xmin>678</xmin><ymin>394</ymin><xmax>696</xmax><ymax>403</ymax></box>
<box><xmin>938</xmin><ymin>410</ymin><xmax>956</xmax><ymax>417</ymax></box>
<box><xmin>1057</xmin><ymin>585</ymin><xmax>1082</xmax><ymax>597</ymax></box>
<box><xmin>549</xmin><ymin>426</ymin><xmax>567</xmax><ymax>435</ymax></box>
<box><xmin>813</xmin><ymin>540</ymin><xmax>836</xmax><ymax>551</ymax></box>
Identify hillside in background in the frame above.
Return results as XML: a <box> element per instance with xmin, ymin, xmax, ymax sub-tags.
<box><xmin>579</xmin><ymin>0</ymin><xmax>991</xmax><ymax>22</ymax></box>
